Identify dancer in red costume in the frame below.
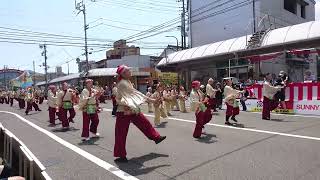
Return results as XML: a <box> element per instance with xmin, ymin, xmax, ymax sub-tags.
<box><xmin>190</xmin><ymin>81</ymin><xmax>212</xmax><ymax>138</ymax></box>
<box><xmin>113</xmin><ymin>65</ymin><xmax>166</xmax><ymax>163</ymax></box>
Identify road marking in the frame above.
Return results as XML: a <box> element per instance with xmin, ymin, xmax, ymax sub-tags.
<box><xmin>0</xmin><ymin>111</ymin><xmax>139</xmax><ymax>180</ymax></box>
<box><xmin>103</xmin><ymin>108</ymin><xmax>320</xmax><ymax>141</ymax></box>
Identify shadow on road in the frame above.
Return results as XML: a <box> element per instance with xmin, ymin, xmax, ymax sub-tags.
<box><xmin>196</xmin><ymin>133</ymin><xmax>217</xmax><ymax>144</ymax></box>
<box><xmin>115</xmin><ymin>152</ymin><xmax>171</xmax><ymax>176</ymax></box>
<box><xmin>51</xmin><ymin>127</ymin><xmax>79</xmax><ymax>132</ymax></box>
<box><xmin>78</xmin><ymin>137</ymin><xmax>101</xmax><ymax>145</ymax></box>
<box><xmin>155</xmin><ymin>121</ymin><xmax>168</xmax><ymax>128</ymax></box>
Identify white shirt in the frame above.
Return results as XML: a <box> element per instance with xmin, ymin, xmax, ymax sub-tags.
<box><xmin>206</xmin><ymin>84</ymin><xmax>216</xmax><ymax>98</ymax></box>
<box><xmin>47</xmin><ymin>90</ymin><xmax>57</xmax><ymax>108</ymax></box>
<box><xmin>263</xmin><ymin>81</ymin><xmax>281</xmax><ymax>99</ymax></box>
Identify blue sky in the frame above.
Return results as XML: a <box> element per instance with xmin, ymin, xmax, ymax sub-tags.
<box><xmin>0</xmin><ymin>0</ymin><xmax>319</xmax><ymax>74</ymax></box>
<box><xmin>0</xmin><ymin>0</ymin><xmax>181</xmax><ymax>73</ymax></box>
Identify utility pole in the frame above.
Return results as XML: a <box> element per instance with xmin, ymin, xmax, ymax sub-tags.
<box><xmin>182</xmin><ymin>0</ymin><xmax>187</xmax><ymax>49</ymax></box>
<box><xmin>40</xmin><ymin>44</ymin><xmax>48</xmax><ymax>93</ymax></box>
<box><xmin>178</xmin><ymin>0</ymin><xmax>186</xmax><ymax>50</ymax></box>
<box><xmin>253</xmin><ymin>0</ymin><xmax>256</xmax><ymax>33</ymax></box>
<box><xmin>75</xmin><ymin>0</ymin><xmax>91</xmax><ymax>74</ymax></box>
<box><xmin>3</xmin><ymin>65</ymin><xmax>6</xmax><ymax>89</ymax></box>
<box><xmin>33</xmin><ymin>60</ymin><xmax>36</xmax><ymax>86</ymax></box>
<box><xmin>67</xmin><ymin>62</ymin><xmax>70</xmax><ymax>75</ymax></box>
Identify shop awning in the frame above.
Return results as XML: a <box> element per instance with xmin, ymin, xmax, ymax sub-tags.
<box><xmin>157</xmin><ymin>20</ymin><xmax>320</xmax><ymax>67</ymax></box>
<box><xmin>49</xmin><ymin>73</ymin><xmax>81</xmax><ymax>83</ymax></box>
<box><xmin>87</xmin><ymin>68</ymin><xmax>150</xmax><ymax>77</ymax></box>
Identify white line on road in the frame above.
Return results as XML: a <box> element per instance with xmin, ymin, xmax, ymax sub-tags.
<box><xmin>0</xmin><ymin>111</ymin><xmax>139</xmax><ymax>180</ymax></box>
<box><xmin>104</xmin><ymin>108</ymin><xmax>320</xmax><ymax>141</ymax></box>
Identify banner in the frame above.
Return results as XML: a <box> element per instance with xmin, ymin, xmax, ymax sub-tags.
<box><xmin>159</xmin><ymin>72</ymin><xmax>178</xmax><ymax>85</ymax></box>
<box><xmin>10</xmin><ymin>71</ymin><xmax>33</xmax><ymax>88</ymax></box>
<box><xmin>294</xmin><ymin>100</ymin><xmax>320</xmax><ymax>115</ymax></box>
<box><xmin>222</xmin><ymin>99</ymin><xmax>294</xmax><ymax>114</ymax></box>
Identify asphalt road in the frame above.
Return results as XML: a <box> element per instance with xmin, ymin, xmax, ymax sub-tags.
<box><xmin>0</xmin><ymin>101</ymin><xmax>320</xmax><ymax>180</ymax></box>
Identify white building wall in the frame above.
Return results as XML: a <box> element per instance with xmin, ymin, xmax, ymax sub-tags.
<box><xmin>106</xmin><ymin>55</ymin><xmax>151</xmax><ymax>68</ymax></box>
<box><xmin>189</xmin><ymin>0</ymin><xmax>315</xmax><ymax>47</ymax></box>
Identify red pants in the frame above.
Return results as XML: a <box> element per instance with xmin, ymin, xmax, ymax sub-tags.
<box><xmin>26</xmin><ymin>102</ymin><xmax>40</xmax><ymax>113</ymax></box>
<box><xmin>9</xmin><ymin>98</ymin><xmax>13</xmax><ymax>107</ymax></box>
<box><xmin>59</xmin><ymin>107</ymin><xmax>76</xmax><ymax>128</ymax></box>
<box><xmin>0</xmin><ymin>97</ymin><xmax>4</xmax><ymax>104</ymax></box>
<box><xmin>262</xmin><ymin>97</ymin><xmax>279</xmax><ymax>119</ymax></box>
<box><xmin>49</xmin><ymin>107</ymin><xmax>56</xmax><ymax>124</ymax></box>
<box><xmin>5</xmin><ymin>97</ymin><xmax>9</xmax><ymax>104</ymax></box>
<box><xmin>193</xmin><ymin>108</ymin><xmax>212</xmax><ymax>138</ymax></box>
<box><xmin>114</xmin><ymin>112</ymin><xmax>161</xmax><ymax>158</ymax></box>
<box><xmin>226</xmin><ymin>103</ymin><xmax>239</xmax><ymax>117</ymax></box>
<box><xmin>39</xmin><ymin>97</ymin><xmax>44</xmax><ymax>104</ymax></box>
<box><xmin>18</xmin><ymin>99</ymin><xmax>25</xmax><ymax>109</ymax></box>
<box><xmin>82</xmin><ymin>112</ymin><xmax>99</xmax><ymax>138</ymax></box>
<box><xmin>208</xmin><ymin>98</ymin><xmax>217</xmax><ymax>110</ymax></box>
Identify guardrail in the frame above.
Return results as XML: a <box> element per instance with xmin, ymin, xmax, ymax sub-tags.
<box><xmin>0</xmin><ymin>123</ymin><xmax>51</xmax><ymax>180</ymax></box>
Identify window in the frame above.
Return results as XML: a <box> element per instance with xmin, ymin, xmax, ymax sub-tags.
<box><xmin>284</xmin><ymin>0</ymin><xmax>297</xmax><ymax>14</ymax></box>
<box><xmin>301</xmin><ymin>5</ymin><xmax>306</xmax><ymax>18</ymax></box>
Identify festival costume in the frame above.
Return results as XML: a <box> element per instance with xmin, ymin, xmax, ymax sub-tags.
<box><xmin>190</xmin><ymin>85</ymin><xmax>212</xmax><ymax>138</ymax></box>
<box><xmin>206</xmin><ymin>84</ymin><xmax>217</xmax><ymax>111</ymax></box>
<box><xmin>114</xmin><ymin>78</ymin><xmax>165</xmax><ymax>159</ymax></box>
<box><xmin>25</xmin><ymin>90</ymin><xmax>41</xmax><ymax>115</ymax></box>
<box><xmin>170</xmin><ymin>89</ymin><xmax>179</xmax><ymax>111</ymax></box>
<box><xmin>262</xmin><ymin>81</ymin><xmax>281</xmax><ymax>120</ymax></box>
<box><xmin>152</xmin><ymin>91</ymin><xmax>167</xmax><ymax>126</ymax></box>
<box><xmin>47</xmin><ymin>89</ymin><xmax>58</xmax><ymax>125</ymax></box>
<box><xmin>163</xmin><ymin>90</ymin><xmax>172</xmax><ymax>116</ymax></box>
<box><xmin>178</xmin><ymin>90</ymin><xmax>187</xmax><ymax>113</ymax></box>
<box><xmin>224</xmin><ymin>85</ymin><xmax>242</xmax><ymax>124</ymax></box>
<box><xmin>57</xmin><ymin>89</ymin><xmax>76</xmax><ymax>128</ymax></box>
<box><xmin>111</xmin><ymin>86</ymin><xmax>118</xmax><ymax>116</ymax></box>
<box><xmin>146</xmin><ymin>91</ymin><xmax>153</xmax><ymax>113</ymax></box>
<box><xmin>79</xmin><ymin>87</ymin><xmax>100</xmax><ymax>139</ymax></box>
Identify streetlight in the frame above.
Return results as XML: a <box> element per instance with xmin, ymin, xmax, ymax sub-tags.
<box><xmin>165</xmin><ymin>36</ymin><xmax>179</xmax><ymax>51</ymax></box>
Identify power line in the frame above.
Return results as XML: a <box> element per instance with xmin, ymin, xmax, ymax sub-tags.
<box><xmin>98</xmin><ymin>0</ymin><xmax>179</xmax><ymax>11</ymax></box>
<box><xmin>96</xmin><ymin>1</ymin><xmax>177</xmax><ymax>14</ymax></box>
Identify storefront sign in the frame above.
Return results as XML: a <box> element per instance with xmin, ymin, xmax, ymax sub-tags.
<box><xmin>159</xmin><ymin>72</ymin><xmax>178</xmax><ymax>85</ymax></box>
<box><xmin>294</xmin><ymin>100</ymin><xmax>320</xmax><ymax>115</ymax></box>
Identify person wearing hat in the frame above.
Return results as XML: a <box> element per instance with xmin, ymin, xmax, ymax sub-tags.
<box><xmin>113</xmin><ymin>65</ymin><xmax>166</xmax><ymax>163</ymax></box>
<box><xmin>79</xmin><ymin>79</ymin><xmax>100</xmax><ymax>141</ymax></box>
<box><xmin>152</xmin><ymin>83</ymin><xmax>167</xmax><ymax>126</ymax></box>
<box><xmin>111</xmin><ymin>82</ymin><xmax>118</xmax><ymax>116</ymax></box>
<box><xmin>178</xmin><ymin>85</ymin><xmax>187</xmax><ymax>113</ymax></box>
<box><xmin>56</xmin><ymin>82</ymin><xmax>76</xmax><ymax>130</ymax></box>
<box><xmin>262</xmin><ymin>73</ymin><xmax>282</xmax><ymax>120</ymax></box>
<box><xmin>223</xmin><ymin>78</ymin><xmax>244</xmax><ymax>125</ymax></box>
<box><xmin>190</xmin><ymin>80</ymin><xmax>212</xmax><ymax>138</ymax></box>
<box><xmin>25</xmin><ymin>87</ymin><xmax>41</xmax><ymax>115</ymax></box>
<box><xmin>47</xmin><ymin>85</ymin><xmax>58</xmax><ymax>126</ymax></box>
<box><xmin>146</xmin><ymin>87</ymin><xmax>153</xmax><ymax>113</ymax></box>
<box><xmin>206</xmin><ymin>78</ymin><xmax>218</xmax><ymax>112</ymax></box>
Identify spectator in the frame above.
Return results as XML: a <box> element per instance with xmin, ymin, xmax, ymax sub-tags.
<box><xmin>304</xmin><ymin>70</ymin><xmax>316</xmax><ymax>82</ymax></box>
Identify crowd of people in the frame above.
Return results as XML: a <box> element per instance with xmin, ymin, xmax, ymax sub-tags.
<box><xmin>0</xmin><ymin>66</ymin><xmax>296</xmax><ymax>163</ymax></box>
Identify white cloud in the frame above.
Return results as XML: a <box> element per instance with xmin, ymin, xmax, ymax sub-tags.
<box><xmin>316</xmin><ymin>0</ymin><xmax>320</xmax><ymax>20</ymax></box>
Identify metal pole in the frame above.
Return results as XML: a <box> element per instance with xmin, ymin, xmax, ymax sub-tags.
<box><xmin>33</xmin><ymin>61</ymin><xmax>36</xmax><ymax>86</ymax></box>
<box><xmin>253</xmin><ymin>0</ymin><xmax>256</xmax><ymax>33</ymax></box>
<box><xmin>229</xmin><ymin>59</ymin><xmax>231</xmax><ymax>77</ymax></box>
<box><xmin>83</xmin><ymin>1</ymin><xmax>89</xmax><ymax>74</ymax></box>
<box><xmin>182</xmin><ymin>0</ymin><xmax>187</xmax><ymax>49</ymax></box>
<box><xmin>3</xmin><ymin>65</ymin><xmax>6</xmax><ymax>89</ymax></box>
<box><xmin>67</xmin><ymin>62</ymin><xmax>70</xmax><ymax>75</ymax></box>
<box><xmin>44</xmin><ymin>44</ymin><xmax>48</xmax><ymax>93</ymax></box>
<box><xmin>165</xmin><ymin>36</ymin><xmax>179</xmax><ymax>51</ymax></box>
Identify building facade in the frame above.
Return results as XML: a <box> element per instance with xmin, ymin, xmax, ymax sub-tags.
<box><xmin>188</xmin><ymin>0</ymin><xmax>316</xmax><ymax>47</ymax></box>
